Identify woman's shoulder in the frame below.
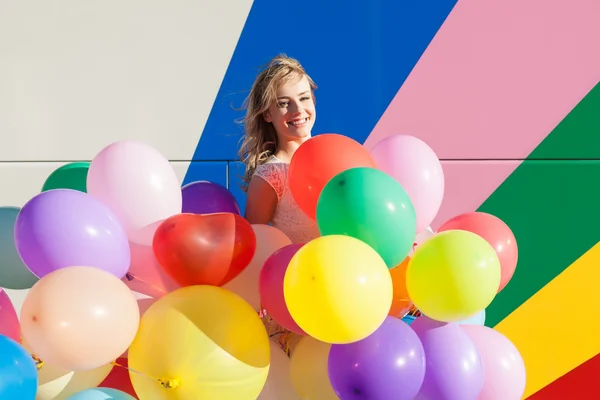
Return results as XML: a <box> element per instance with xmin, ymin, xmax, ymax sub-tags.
<box><xmin>253</xmin><ymin>156</ymin><xmax>287</xmax><ymax>199</ymax></box>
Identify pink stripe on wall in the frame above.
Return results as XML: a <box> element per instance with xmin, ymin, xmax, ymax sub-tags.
<box><xmin>364</xmin><ymin>0</ymin><xmax>600</xmax><ymax>226</ymax></box>
<box><xmin>431</xmin><ymin>161</ymin><xmax>520</xmax><ymax>229</ymax></box>
<box><xmin>364</xmin><ymin>0</ymin><xmax>600</xmax><ymax>159</ymax></box>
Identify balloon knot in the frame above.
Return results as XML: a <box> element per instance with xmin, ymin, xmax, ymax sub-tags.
<box><xmin>31</xmin><ymin>354</ymin><xmax>44</xmax><ymax>370</ymax></box>
<box><xmin>160</xmin><ymin>379</ymin><xmax>180</xmax><ymax>389</ymax></box>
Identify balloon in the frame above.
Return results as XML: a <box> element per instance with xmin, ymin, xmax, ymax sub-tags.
<box><xmin>153</xmin><ymin>213</ymin><xmax>256</xmax><ymax>287</ymax></box>
<box><xmin>14</xmin><ymin>189</ymin><xmax>131</xmax><ymax>279</ymax></box>
<box><xmin>0</xmin><ymin>207</ymin><xmax>38</xmax><ymax>289</ymax></box>
<box><xmin>87</xmin><ymin>139</ymin><xmax>182</xmax><ymax>244</ymax></box>
<box><xmin>128</xmin><ymin>285</ymin><xmax>270</xmax><ymax>400</ymax></box>
<box><xmin>284</xmin><ymin>235</ymin><xmax>393</xmax><ymax>344</ymax></box>
<box><xmin>389</xmin><ymin>258</ymin><xmax>412</xmax><ymax>318</ymax></box>
<box><xmin>258</xmin><ymin>342</ymin><xmax>300</xmax><ymax>400</ymax></box>
<box><xmin>124</xmin><ymin>240</ymin><xmax>180</xmax><ymax>299</ymax></box>
<box><xmin>21</xmin><ymin>340</ymin><xmax>113</xmax><ymax>400</ymax></box>
<box><xmin>0</xmin><ymin>335</ymin><xmax>38</xmax><ymax>400</ymax></box>
<box><xmin>317</xmin><ymin>167</ymin><xmax>416</xmax><ymax>268</ymax></box>
<box><xmin>411</xmin><ymin>225</ymin><xmax>435</xmax><ymax>256</ymax></box>
<box><xmin>406</xmin><ymin>230</ymin><xmax>501</xmax><ymax>322</ymax></box>
<box><xmin>99</xmin><ymin>357</ymin><xmax>138</xmax><ymax>399</ymax></box>
<box><xmin>20</xmin><ymin>266</ymin><xmax>140</xmax><ymax>371</ymax></box>
<box><xmin>259</xmin><ymin>244</ymin><xmax>305</xmax><ymax>335</ymax></box>
<box><xmin>182</xmin><ymin>180</ymin><xmax>241</xmax><ymax>215</ymax></box>
<box><xmin>328</xmin><ymin>317</ymin><xmax>426</xmax><ymax>400</ymax></box>
<box><xmin>462</xmin><ymin>325</ymin><xmax>526</xmax><ymax>400</ymax></box>
<box><xmin>289</xmin><ymin>336</ymin><xmax>338</xmax><ymax>400</ymax></box>
<box><xmin>369</xmin><ymin>134</ymin><xmax>444</xmax><ymax>233</ymax></box>
<box><xmin>289</xmin><ymin>133</ymin><xmax>377</xmax><ymax>220</ymax></box>
<box><xmin>224</xmin><ymin>224</ymin><xmax>292</xmax><ymax>311</ymax></box>
<box><xmin>412</xmin><ymin>317</ymin><xmax>484</xmax><ymax>400</ymax></box>
<box><xmin>67</xmin><ymin>388</ymin><xmax>136</xmax><ymax>400</ymax></box>
<box><xmin>0</xmin><ymin>289</ymin><xmax>20</xmax><ymax>342</ymax></box>
<box><xmin>438</xmin><ymin>212</ymin><xmax>518</xmax><ymax>292</ymax></box>
<box><xmin>42</xmin><ymin>162</ymin><xmax>89</xmax><ymax>193</ymax></box>
<box><xmin>457</xmin><ymin>309</ymin><xmax>486</xmax><ymax>326</ymax></box>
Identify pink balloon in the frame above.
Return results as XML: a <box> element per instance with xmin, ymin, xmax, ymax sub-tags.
<box><xmin>259</xmin><ymin>244</ymin><xmax>306</xmax><ymax>335</ymax></box>
<box><xmin>87</xmin><ymin>140</ymin><xmax>182</xmax><ymax>243</ymax></box>
<box><xmin>123</xmin><ymin>240</ymin><xmax>180</xmax><ymax>299</ymax></box>
<box><xmin>461</xmin><ymin>325</ymin><xmax>526</xmax><ymax>400</ymax></box>
<box><xmin>20</xmin><ymin>266</ymin><xmax>140</xmax><ymax>371</ymax></box>
<box><xmin>0</xmin><ymin>289</ymin><xmax>20</xmax><ymax>342</ymax></box>
<box><xmin>369</xmin><ymin>134</ymin><xmax>444</xmax><ymax>233</ymax></box>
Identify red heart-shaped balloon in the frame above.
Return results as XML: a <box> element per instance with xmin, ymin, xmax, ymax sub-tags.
<box><xmin>152</xmin><ymin>213</ymin><xmax>256</xmax><ymax>287</ymax></box>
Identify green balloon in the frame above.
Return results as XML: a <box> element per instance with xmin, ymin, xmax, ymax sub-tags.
<box><xmin>0</xmin><ymin>207</ymin><xmax>39</xmax><ymax>289</ymax></box>
<box><xmin>316</xmin><ymin>167</ymin><xmax>417</xmax><ymax>268</ymax></box>
<box><xmin>42</xmin><ymin>162</ymin><xmax>90</xmax><ymax>193</ymax></box>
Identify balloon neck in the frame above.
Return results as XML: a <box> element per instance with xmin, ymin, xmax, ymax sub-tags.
<box><xmin>31</xmin><ymin>354</ymin><xmax>44</xmax><ymax>370</ymax></box>
<box><xmin>160</xmin><ymin>378</ymin><xmax>180</xmax><ymax>389</ymax></box>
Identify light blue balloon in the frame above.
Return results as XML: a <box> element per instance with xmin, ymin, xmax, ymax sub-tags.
<box><xmin>0</xmin><ymin>334</ymin><xmax>38</xmax><ymax>400</ymax></box>
<box><xmin>457</xmin><ymin>309</ymin><xmax>486</xmax><ymax>326</ymax></box>
<box><xmin>401</xmin><ymin>314</ymin><xmax>416</xmax><ymax>326</ymax></box>
<box><xmin>0</xmin><ymin>207</ymin><xmax>39</xmax><ymax>289</ymax></box>
<box><xmin>67</xmin><ymin>388</ymin><xmax>136</xmax><ymax>400</ymax></box>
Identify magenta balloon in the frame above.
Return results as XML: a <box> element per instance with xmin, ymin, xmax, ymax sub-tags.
<box><xmin>181</xmin><ymin>181</ymin><xmax>240</xmax><ymax>215</ymax></box>
<box><xmin>258</xmin><ymin>243</ymin><xmax>305</xmax><ymax>335</ymax></box>
<box><xmin>0</xmin><ymin>289</ymin><xmax>20</xmax><ymax>342</ymax></box>
<box><xmin>328</xmin><ymin>317</ymin><xmax>426</xmax><ymax>399</ymax></box>
<box><xmin>411</xmin><ymin>317</ymin><xmax>484</xmax><ymax>400</ymax></box>
<box><xmin>14</xmin><ymin>189</ymin><xmax>130</xmax><ymax>279</ymax></box>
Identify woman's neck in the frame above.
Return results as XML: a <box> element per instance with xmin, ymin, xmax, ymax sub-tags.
<box><xmin>274</xmin><ymin>136</ymin><xmax>310</xmax><ymax>163</ymax></box>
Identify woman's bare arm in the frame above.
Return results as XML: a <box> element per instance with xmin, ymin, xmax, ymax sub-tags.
<box><xmin>244</xmin><ymin>176</ymin><xmax>278</xmax><ymax>225</ymax></box>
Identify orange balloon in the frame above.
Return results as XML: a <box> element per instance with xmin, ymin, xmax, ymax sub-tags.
<box><xmin>152</xmin><ymin>213</ymin><xmax>256</xmax><ymax>287</ymax></box>
<box><xmin>288</xmin><ymin>134</ymin><xmax>377</xmax><ymax>220</ymax></box>
<box><xmin>389</xmin><ymin>257</ymin><xmax>412</xmax><ymax>318</ymax></box>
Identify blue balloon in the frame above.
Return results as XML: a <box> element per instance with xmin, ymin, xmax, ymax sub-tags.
<box><xmin>67</xmin><ymin>388</ymin><xmax>136</xmax><ymax>400</ymax></box>
<box><xmin>0</xmin><ymin>334</ymin><xmax>38</xmax><ymax>399</ymax></box>
<box><xmin>457</xmin><ymin>309</ymin><xmax>486</xmax><ymax>325</ymax></box>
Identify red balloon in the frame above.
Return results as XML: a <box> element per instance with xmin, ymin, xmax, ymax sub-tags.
<box><xmin>437</xmin><ymin>212</ymin><xmax>518</xmax><ymax>292</ymax></box>
<box><xmin>99</xmin><ymin>357</ymin><xmax>139</xmax><ymax>399</ymax></box>
<box><xmin>289</xmin><ymin>134</ymin><xmax>377</xmax><ymax>220</ymax></box>
<box><xmin>259</xmin><ymin>243</ymin><xmax>306</xmax><ymax>335</ymax></box>
<box><xmin>152</xmin><ymin>213</ymin><xmax>256</xmax><ymax>287</ymax></box>
<box><xmin>0</xmin><ymin>289</ymin><xmax>20</xmax><ymax>342</ymax></box>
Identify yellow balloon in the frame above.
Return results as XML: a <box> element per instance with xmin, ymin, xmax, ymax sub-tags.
<box><xmin>284</xmin><ymin>235</ymin><xmax>392</xmax><ymax>344</ymax></box>
<box><xmin>128</xmin><ymin>285</ymin><xmax>270</xmax><ymax>400</ymax></box>
<box><xmin>289</xmin><ymin>336</ymin><xmax>338</xmax><ymax>400</ymax></box>
<box><xmin>406</xmin><ymin>230</ymin><xmax>501</xmax><ymax>322</ymax></box>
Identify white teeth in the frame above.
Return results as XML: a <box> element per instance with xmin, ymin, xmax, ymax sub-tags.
<box><xmin>289</xmin><ymin>118</ymin><xmax>308</xmax><ymax>126</ymax></box>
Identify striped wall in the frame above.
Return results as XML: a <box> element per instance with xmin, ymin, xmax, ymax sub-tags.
<box><xmin>2</xmin><ymin>1</ymin><xmax>600</xmax><ymax>397</ymax></box>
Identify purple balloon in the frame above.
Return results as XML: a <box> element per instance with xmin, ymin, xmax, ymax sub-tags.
<box><xmin>181</xmin><ymin>181</ymin><xmax>240</xmax><ymax>215</ymax></box>
<box><xmin>14</xmin><ymin>189</ymin><xmax>130</xmax><ymax>279</ymax></box>
<box><xmin>328</xmin><ymin>317</ymin><xmax>426</xmax><ymax>399</ymax></box>
<box><xmin>411</xmin><ymin>317</ymin><xmax>484</xmax><ymax>400</ymax></box>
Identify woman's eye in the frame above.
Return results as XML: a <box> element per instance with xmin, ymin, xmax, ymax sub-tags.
<box><xmin>278</xmin><ymin>102</ymin><xmax>288</xmax><ymax>108</ymax></box>
<box><xmin>301</xmin><ymin>96</ymin><xmax>311</xmax><ymax>101</ymax></box>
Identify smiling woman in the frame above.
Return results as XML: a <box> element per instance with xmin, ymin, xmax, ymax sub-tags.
<box><xmin>238</xmin><ymin>54</ymin><xmax>320</xmax><ymax>244</ymax></box>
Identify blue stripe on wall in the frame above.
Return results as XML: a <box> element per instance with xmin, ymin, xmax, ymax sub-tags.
<box><xmin>184</xmin><ymin>0</ymin><xmax>458</xmax><ymax>208</ymax></box>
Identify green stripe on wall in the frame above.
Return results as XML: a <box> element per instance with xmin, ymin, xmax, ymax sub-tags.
<box><xmin>478</xmin><ymin>82</ymin><xmax>600</xmax><ymax>327</ymax></box>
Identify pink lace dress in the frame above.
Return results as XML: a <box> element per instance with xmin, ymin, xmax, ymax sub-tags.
<box><xmin>253</xmin><ymin>155</ymin><xmax>320</xmax><ymax>244</ymax></box>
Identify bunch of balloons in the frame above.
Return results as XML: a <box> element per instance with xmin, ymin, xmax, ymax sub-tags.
<box><xmin>0</xmin><ymin>133</ymin><xmax>527</xmax><ymax>400</ymax></box>
<box><xmin>0</xmin><ymin>139</ymin><xmax>275</xmax><ymax>399</ymax></box>
<box><xmin>255</xmin><ymin>133</ymin><xmax>526</xmax><ymax>399</ymax></box>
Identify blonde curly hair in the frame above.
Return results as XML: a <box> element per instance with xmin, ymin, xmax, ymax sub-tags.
<box><xmin>237</xmin><ymin>54</ymin><xmax>317</xmax><ymax>191</ymax></box>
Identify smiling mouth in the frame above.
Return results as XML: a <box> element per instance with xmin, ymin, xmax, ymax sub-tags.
<box><xmin>287</xmin><ymin>117</ymin><xmax>309</xmax><ymax>127</ymax></box>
